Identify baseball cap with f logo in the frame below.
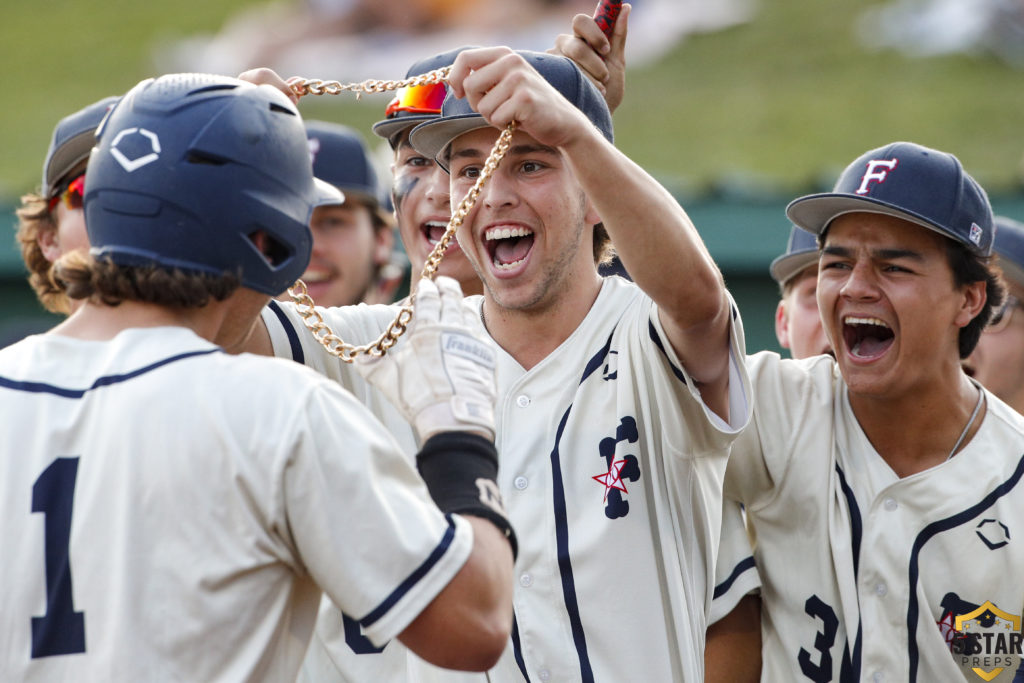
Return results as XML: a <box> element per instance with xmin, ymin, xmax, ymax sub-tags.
<box><xmin>785</xmin><ymin>141</ymin><xmax>994</xmax><ymax>256</ymax></box>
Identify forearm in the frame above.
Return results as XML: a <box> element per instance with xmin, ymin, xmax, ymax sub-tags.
<box><xmin>563</xmin><ymin>130</ymin><xmax>726</xmax><ymax>329</ymax></box>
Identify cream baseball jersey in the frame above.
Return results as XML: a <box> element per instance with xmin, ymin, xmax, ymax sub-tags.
<box><xmin>0</xmin><ymin>327</ymin><xmax>473</xmax><ymax>682</ymax></box>
<box><xmin>710</xmin><ymin>499</ymin><xmax>760</xmax><ymax>626</ymax></box>
<box><xmin>727</xmin><ymin>352</ymin><xmax>1024</xmax><ymax>682</ymax></box>
<box><xmin>265</xmin><ymin>276</ymin><xmax>751</xmax><ymax>682</ymax></box>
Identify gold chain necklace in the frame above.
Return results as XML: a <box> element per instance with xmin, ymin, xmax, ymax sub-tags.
<box><xmin>286</xmin><ymin>69</ymin><xmax>516</xmax><ymax>362</ymax></box>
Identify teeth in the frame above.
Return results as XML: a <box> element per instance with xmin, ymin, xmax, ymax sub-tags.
<box><xmin>485</xmin><ymin>226</ymin><xmax>533</xmax><ymax>241</ymax></box>
<box><xmin>845</xmin><ymin>316</ymin><xmax>890</xmax><ymax>328</ymax></box>
<box><xmin>494</xmin><ymin>256</ymin><xmax>527</xmax><ymax>270</ymax></box>
<box><xmin>423</xmin><ymin>221</ymin><xmax>449</xmax><ymax>245</ymax></box>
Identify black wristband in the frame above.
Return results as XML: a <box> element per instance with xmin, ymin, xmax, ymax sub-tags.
<box><xmin>417</xmin><ymin>432</ymin><xmax>517</xmax><ymax>558</ymax></box>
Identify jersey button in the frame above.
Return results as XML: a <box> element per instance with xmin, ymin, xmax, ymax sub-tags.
<box><xmin>516</xmin><ymin>394</ymin><xmax>531</xmax><ymax>408</ymax></box>
<box><xmin>514</xmin><ymin>476</ymin><xmax>529</xmax><ymax>490</ymax></box>
<box><xmin>519</xmin><ymin>573</ymin><xmax>533</xmax><ymax>588</ymax></box>
<box><xmin>875</xmin><ymin>583</ymin><xmax>888</xmax><ymax>597</ymax></box>
<box><xmin>872</xmin><ymin>672</ymin><xmax>885</xmax><ymax>682</ymax></box>
<box><xmin>538</xmin><ymin>669</ymin><xmax>551</xmax><ymax>681</ymax></box>
<box><xmin>883</xmin><ymin>497</ymin><xmax>898</xmax><ymax>511</ymax></box>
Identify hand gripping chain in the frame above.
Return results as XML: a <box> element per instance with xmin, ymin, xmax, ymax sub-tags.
<box><xmin>286</xmin><ymin>68</ymin><xmax>516</xmax><ymax>362</ymax></box>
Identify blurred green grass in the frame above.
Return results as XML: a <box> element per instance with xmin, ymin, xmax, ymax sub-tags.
<box><xmin>2</xmin><ymin>0</ymin><xmax>1022</xmax><ymax>198</ymax></box>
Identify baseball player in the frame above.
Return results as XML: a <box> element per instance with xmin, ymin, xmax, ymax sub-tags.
<box><xmin>965</xmin><ymin>215</ymin><xmax>1024</xmax><ymax>414</ymax></box>
<box><xmin>771</xmin><ymin>224</ymin><xmax>834</xmax><ymax>359</ymax></box>
<box><xmin>726</xmin><ymin>141</ymin><xmax>1024</xmax><ymax>682</ymax></box>
<box><xmin>300</xmin><ymin>20</ymin><xmax>641</xmax><ymax>681</ymax></box>
<box><xmin>0</xmin><ymin>73</ymin><xmax>516</xmax><ymax>681</ymax></box>
<box><xmin>251</xmin><ymin>45</ymin><xmax>751</xmax><ymax>682</ymax></box>
<box><xmin>15</xmin><ymin>95</ymin><xmax>119</xmax><ymax>315</ymax></box>
<box><xmin>371</xmin><ymin>46</ymin><xmax>484</xmax><ymax>297</ymax></box>
<box><xmin>300</xmin><ymin>119</ymin><xmax>403</xmax><ymax>306</ymax></box>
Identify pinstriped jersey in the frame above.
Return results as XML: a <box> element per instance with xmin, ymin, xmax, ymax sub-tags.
<box><xmin>727</xmin><ymin>351</ymin><xmax>1024</xmax><ymax>682</ymax></box>
<box><xmin>0</xmin><ymin>327</ymin><xmax>473</xmax><ymax>682</ymax></box>
<box><xmin>265</xmin><ymin>275</ymin><xmax>752</xmax><ymax>682</ymax></box>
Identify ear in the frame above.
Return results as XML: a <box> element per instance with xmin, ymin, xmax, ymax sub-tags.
<box><xmin>374</xmin><ymin>223</ymin><xmax>395</xmax><ymax>267</ymax></box>
<box><xmin>955</xmin><ymin>279</ymin><xmax>988</xmax><ymax>329</ymax></box>
<box><xmin>37</xmin><ymin>226</ymin><xmax>62</xmax><ymax>263</ymax></box>
<box><xmin>775</xmin><ymin>298</ymin><xmax>792</xmax><ymax>349</ymax></box>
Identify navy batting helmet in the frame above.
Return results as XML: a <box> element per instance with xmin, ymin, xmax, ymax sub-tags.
<box><xmin>84</xmin><ymin>73</ymin><xmax>317</xmax><ymax>296</ymax></box>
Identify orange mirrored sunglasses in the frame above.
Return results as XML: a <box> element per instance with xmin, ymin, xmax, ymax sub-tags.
<box><xmin>384</xmin><ymin>82</ymin><xmax>447</xmax><ymax>119</ymax></box>
<box><xmin>48</xmin><ymin>174</ymin><xmax>86</xmax><ymax>212</ymax></box>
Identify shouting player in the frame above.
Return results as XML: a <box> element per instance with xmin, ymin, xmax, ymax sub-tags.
<box><xmin>965</xmin><ymin>215</ymin><xmax>1024</xmax><ymax>414</ymax></box>
<box><xmin>726</xmin><ymin>141</ymin><xmax>1024</xmax><ymax>681</ymax></box>
<box><xmin>246</xmin><ymin>40</ymin><xmax>750</xmax><ymax>682</ymax></box>
<box><xmin>0</xmin><ymin>73</ymin><xmax>515</xmax><ymax>681</ymax></box>
<box><xmin>15</xmin><ymin>96</ymin><xmax>119</xmax><ymax>315</ymax></box>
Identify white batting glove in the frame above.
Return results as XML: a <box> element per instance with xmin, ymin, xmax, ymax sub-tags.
<box><xmin>354</xmin><ymin>276</ymin><xmax>497</xmax><ymax>443</ymax></box>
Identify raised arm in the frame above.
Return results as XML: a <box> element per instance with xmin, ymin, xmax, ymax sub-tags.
<box><xmin>447</xmin><ymin>48</ymin><xmax>733</xmax><ymax>419</ymax></box>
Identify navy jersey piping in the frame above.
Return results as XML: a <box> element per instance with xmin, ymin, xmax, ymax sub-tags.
<box><xmin>360</xmin><ymin>515</ymin><xmax>459</xmax><ymax>628</ymax></box>
<box><xmin>835</xmin><ymin>463</ymin><xmax>863</xmax><ymax>681</ymax></box>
<box><xmin>713</xmin><ymin>556</ymin><xmax>756</xmax><ymax>600</ymax></box>
<box><xmin>510</xmin><ymin>615</ymin><xmax>532</xmax><ymax>681</ymax></box>
<box><xmin>267</xmin><ymin>299</ymin><xmax>305</xmax><ymax>364</ymax></box>
<box><xmin>515</xmin><ymin>337</ymin><xmax>619</xmax><ymax>681</ymax></box>
<box><xmin>0</xmin><ymin>348</ymin><xmax>221</xmax><ymax>398</ymax></box>
<box><xmin>906</xmin><ymin>452</ymin><xmax>1024</xmax><ymax>681</ymax></box>
<box><xmin>648</xmin><ymin>320</ymin><xmax>688</xmax><ymax>386</ymax></box>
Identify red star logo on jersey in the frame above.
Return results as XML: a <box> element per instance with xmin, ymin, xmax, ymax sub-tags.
<box><xmin>593</xmin><ymin>459</ymin><xmax>630</xmax><ymax>502</ymax></box>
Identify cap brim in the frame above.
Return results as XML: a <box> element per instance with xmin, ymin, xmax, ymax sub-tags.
<box><xmin>408</xmin><ymin>114</ymin><xmax>493</xmax><ymax>171</ymax></box>
<box><xmin>372</xmin><ymin>113</ymin><xmax>439</xmax><ymax>143</ymax></box>
<box><xmin>769</xmin><ymin>250</ymin><xmax>819</xmax><ymax>285</ymax></box>
<box><xmin>786</xmin><ymin>193</ymin><xmax>961</xmax><ymax>246</ymax></box>
<box><xmin>312</xmin><ymin>178</ymin><xmax>345</xmax><ymax>208</ymax></box>
<box><xmin>45</xmin><ymin>133</ymin><xmax>94</xmax><ymax>196</ymax></box>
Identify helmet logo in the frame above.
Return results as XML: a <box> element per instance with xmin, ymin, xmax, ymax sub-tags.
<box><xmin>110</xmin><ymin>127</ymin><xmax>162</xmax><ymax>172</ymax></box>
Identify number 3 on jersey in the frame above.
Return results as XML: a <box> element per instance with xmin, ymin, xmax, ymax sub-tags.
<box><xmin>798</xmin><ymin>594</ymin><xmax>837</xmax><ymax>682</ymax></box>
<box><xmin>31</xmin><ymin>457</ymin><xmax>86</xmax><ymax>658</ymax></box>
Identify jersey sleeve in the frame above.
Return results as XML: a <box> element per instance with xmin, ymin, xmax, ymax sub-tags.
<box><xmin>709</xmin><ymin>499</ymin><xmax>760</xmax><ymax>625</ymax></box>
<box><xmin>274</xmin><ymin>377</ymin><xmax>473</xmax><ymax>647</ymax></box>
<box><xmin>261</xmin><ymin>300</ymin><xmax>419</xmax><ymax>455</ymax></box>
<box><xmin>643</xmin><ymin>289</ymin><xmax>752</xmax><ymax>456</ymax></box>
<box><xmin>725</xmin><ymin>352</ymin><xmax>835</xmax><ymax>511</ymax></box>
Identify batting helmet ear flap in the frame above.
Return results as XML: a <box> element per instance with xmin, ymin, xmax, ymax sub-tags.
<box><xmin>84</xmin><ymin>73</ymin><xmax>317</xmax><ymax>296</ymax></box>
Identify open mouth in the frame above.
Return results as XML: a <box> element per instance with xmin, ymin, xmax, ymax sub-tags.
<box><xmin>485</xmin><ymin>225</ymin><xmax>535</xmax><ymax>270</ymax></box>
<box><xmin>843</xmin><ymin>316</ymin><xmax>894</xmax><ymax>359</ymax></box>
<box><xmin>422</xmin><ymin>220</ymin><xmax>450</xmax><ymax>246</ymax></box>
<box><xmin>301</xmin><ymin>267</ymin><xmax>333</xmax><ymax>285</ymax></box>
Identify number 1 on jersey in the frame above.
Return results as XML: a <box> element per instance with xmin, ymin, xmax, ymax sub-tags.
<box><xmin>31</xmin><ymin>457</ymin><xmax>86</xmax><ymax>658</ymax></box>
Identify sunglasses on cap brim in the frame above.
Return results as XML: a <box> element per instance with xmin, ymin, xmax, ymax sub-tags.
<box><xmin>48</xmin><ymin>174</ymin><xmax>85</xmax><ymax>212</ymax></box>
<box><xmin>384</xmin><ymin>82</ymin><xmax>447</xmax><ymax>118</ymax></box>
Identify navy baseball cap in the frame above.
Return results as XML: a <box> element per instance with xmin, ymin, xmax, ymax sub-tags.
<box><xmin>993</xmin><ymin>215</ymin><xmax>1024</xmax><ymax>288</ymax></box>
<box><xmin>372</xmin><ymin>46</ymin><xmax>477</xmax><ymax>144</ymax></box>
<box><xmin>42</xmin><ymin>95</ymin><xmax>120</xmax><ymax>198</ymax></box>
<box><xmin>786</xmin><ymin>141</ymin><xmax>994</xmax><ymax>256</ymax></box>
<box><xmin>409</xmin><ymin>50</ymin><xmax>614</xmax><ymax>170</ymax></box>
<box><xmin>770</xmin><ymin>225</ymin><xmax>819</xmax><ymax>285</ymax></box>
<box><xmin>305</xmin><ymin>119</ymin><xmax>389</xmax><ymax>221</ymax></box>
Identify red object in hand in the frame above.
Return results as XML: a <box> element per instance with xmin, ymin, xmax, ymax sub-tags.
<box><xmin>593</xmin><ymin>0</ymin><xmax>623</xmax><ymax>39</ymax></box>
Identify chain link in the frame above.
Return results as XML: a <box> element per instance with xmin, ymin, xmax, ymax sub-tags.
<box><xmin>285</xmin><ymin>70</ymin><xmax>516</xmax><ymax>362</ymax></box>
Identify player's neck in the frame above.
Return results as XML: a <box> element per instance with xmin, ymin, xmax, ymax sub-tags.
<box><xmin>848</xmin><ymin>373</ymin><xmax>985</xmax><ymax>478</ymax></box>
<box><xmin>481</xmin><ymin>276</ymin><xmax>602</xmax><ymax>371</ymax></box>
<box><xmin>49</xmin><ymin>299</ymin><xmax>230</xmax><ymax>344</ymax></box>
